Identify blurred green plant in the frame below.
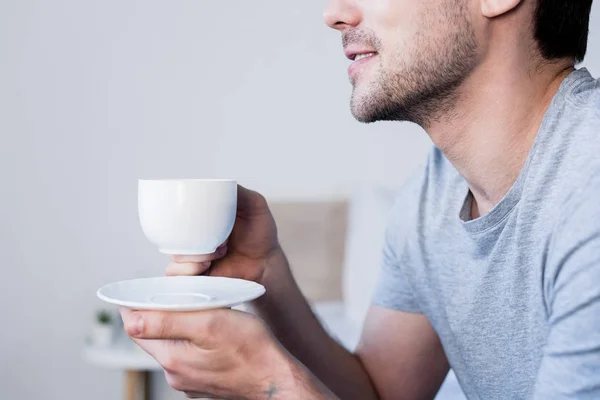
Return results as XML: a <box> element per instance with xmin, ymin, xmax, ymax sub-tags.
<box><xmin>96</xmin><ymin>310</ymin><xmax>113</xmax><ymax>325</ymax></box>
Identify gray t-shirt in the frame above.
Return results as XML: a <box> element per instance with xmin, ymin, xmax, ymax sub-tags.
<box><xmin>374</xmin><ymin>68</ymin><xmax>600</xmax><ymax>399</ymax></box>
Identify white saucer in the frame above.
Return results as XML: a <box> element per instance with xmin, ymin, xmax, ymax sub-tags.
<box><xmin>97</xmin><ymin>276</ymin><xmax>266</xmax><ymax>311</ymax></box>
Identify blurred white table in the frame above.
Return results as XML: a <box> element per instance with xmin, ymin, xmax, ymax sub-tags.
<box><xmin>83</xmin><ymin>335</ymin><xmax>161</xmax><ymax>400</ymax></box>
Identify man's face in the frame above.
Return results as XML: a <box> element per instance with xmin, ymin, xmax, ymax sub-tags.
<box><xmin>324</xmin><ymin>0</ymin><xmax>479</xmax><ymax>126</ymax></box>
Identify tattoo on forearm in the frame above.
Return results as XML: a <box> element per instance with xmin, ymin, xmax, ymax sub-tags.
<box><xmin>265</xmin><ymin>383</ymin><xmax>278</xmax><ymax>399</ymax></box>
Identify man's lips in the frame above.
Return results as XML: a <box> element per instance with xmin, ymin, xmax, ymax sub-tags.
<box><xmin>344</xmin><ymin>47</ymin><xmax>379</xmax><ymax>61</ymax></box>
<box><xmin>345</xmin><ymin>48</ymin><xmax>378</xmax><ymax>78</ymax></box>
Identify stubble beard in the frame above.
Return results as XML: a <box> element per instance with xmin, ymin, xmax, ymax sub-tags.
<box><xmin>349</xmin><ymin>4</ymin><xmax>478</xmax><ymax>128</ymax></box>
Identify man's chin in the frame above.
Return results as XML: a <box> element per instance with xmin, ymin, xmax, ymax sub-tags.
<box><xmin>351</xmin><ymin>106</ymin><xmax>377</xmax><ymax>123</ymax></box>
<box><xmin>351</xmin><ymin>85</ymin><xmax>417</xmax><ymax>124</ymax></box>
<box><xmin>350</xmin><ymin>92</ymin><xmax>382</xmax><ymax>124</ymax></box>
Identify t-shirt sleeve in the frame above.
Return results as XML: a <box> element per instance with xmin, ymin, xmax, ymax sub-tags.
<box><xmin>371</xmin><ymin>176</ymin><xmax>422</xmax><ymax>314</ymax></box>
<box><xmin>533</xmin><ymin>176</ymin><xmax>600</xmax><ymax>399</ymax></box>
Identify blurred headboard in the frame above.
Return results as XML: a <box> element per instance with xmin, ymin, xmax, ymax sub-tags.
<box><xmin>269</xmin><ymin>201</ymin><xmax>348</xmax><ymax>303</ymax></box>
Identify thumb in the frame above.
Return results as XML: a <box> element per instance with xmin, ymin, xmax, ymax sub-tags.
<box><xmin>121</xmin><ymin>309</ymin><xmax>213</xmax><ymax>342</ymax></box>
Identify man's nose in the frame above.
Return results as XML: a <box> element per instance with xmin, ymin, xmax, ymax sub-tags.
<box><xmin>324</xmin><ymin>0</ymin><xmax>362</xmax><ymax>31</ymax></box>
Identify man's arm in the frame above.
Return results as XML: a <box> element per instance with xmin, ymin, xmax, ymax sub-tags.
<box><xmin>254</xmin><ymin>249</ymin><xmax>449</xmax><ymax>400</ymax></box>
<box><xmin>359</xmin><ymin>307</ymin><xmax>450</xmax><ymax>399</ymax></box>
<box><xmin>166</xmin><ymin>186</ymin><xmax>446</xmax><ymax>398</ymax></box>
<box><xmin>533</xmin><ymin>178</ymin><xmax>600</xmax><ymax>399</ymax></box>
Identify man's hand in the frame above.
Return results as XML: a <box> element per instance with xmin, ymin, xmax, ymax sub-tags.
<box><xmin>165</xmin><ymin>185</ymin><xmax>282</xmax><ymax>285</ymax></box>
<box><xmin>120</xmin><ymin>307</ymin><xmax>334</xmax><ymax>400</ymax></box>
<box><xmin>154</xmin><ymin>185</ymin><xmax>373</xmax><ymax>399</ymax></box>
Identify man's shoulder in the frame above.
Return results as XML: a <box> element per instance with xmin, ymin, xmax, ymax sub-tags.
<box><xmin>391</xmin><ymin>146</ymin><xmax>460</xmax><ymax>204</ymax></box>
<box><xmin>555</xmin><ymin>171</ymin><xmax>600</xmax><ymax>234</ymax></box>
<box><xmin>568</xmin><ymin>68</ymin><xmax>600</xmax><ymax>106</ymax></box>
<box><xmin>563</xmin><ymin>68</ymin><xmax>600</xmax><ymax>137</ymax></box>
<box><xmin>544</xmin><ymin>169</ymin><xmax>600</xmax><ymax>271</ymax></box>
<box><xmin>386</xmin><ymin>146</ymin><xmax>463</xmax><ymax>234</ymax></box>
<box><xmin>545</xmin><ymin>171</ymin><xmax>600</xmax><ymax>310</ymax></box>
<box><xmin>528</xmin><ymin>70</ymin><xmax>600</xmax><ymax>210</ymax></box>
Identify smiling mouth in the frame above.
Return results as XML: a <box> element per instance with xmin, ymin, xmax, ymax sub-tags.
<box><xmin>347</xmin><ymin>51</ymin><xmax>378</xmax><ymax>78</ymax></box>
<box><xmin>352</xmin><ymin>52</ymin><xmax>378</xmax><ymax>62</ymax></box>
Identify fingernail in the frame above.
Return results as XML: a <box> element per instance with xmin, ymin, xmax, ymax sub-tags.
<box><xmin>130</xmin><ymin>315</ymin><xmax>144</xmax><ymax>336</ymax></box>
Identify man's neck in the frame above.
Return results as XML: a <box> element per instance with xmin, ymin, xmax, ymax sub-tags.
<box><xmin>425</xmin><ymin>59</ymin><xmax>574</xmax><ymax>218</ymax></box>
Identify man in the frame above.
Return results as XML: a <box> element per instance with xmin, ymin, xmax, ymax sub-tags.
<box><xmin>121</xmin><ymin>0</ymin><xmax>599</xmax><ymax>398</ymax></box>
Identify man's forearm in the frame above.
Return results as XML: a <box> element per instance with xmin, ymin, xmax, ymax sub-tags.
<box><xmin>252</xmin><ymin>249</ymin><xmax>379</xmax><ymax>400</ymax></box>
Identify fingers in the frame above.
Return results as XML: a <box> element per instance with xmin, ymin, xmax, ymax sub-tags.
<box><xmin>237</xmin><ymin>185</ymin><xmax>269</xmax><ymax>217</ymax></box>
<box><xmin>171</xmin><ymin>254</ymin><xmax>214</xmax><ymax>263</ymax></box>
<box><xmin>120</xmin><ymin>308</ymin><xmax>228</xmax><ymax>342</ymax></box>
<box><xmin>132</xmin><ymin>335</ymin><xmax>213</xmax><ymax>372</ymax></box>
<box><xmin>167</xmin><ymin>261</ymin><xmax>212</xmax><ymax>276</ymax></box>
<box><xmin>184</xmin><ymin>392</ymin><xmax>220</xmax><ymax>399</ymax></box>
<box><xmin>130</xmin><ymin>337</ymin><xmax>192</xmax><ymax>375</ymax></box>
<box><xmin>130</xmin><ymin>337</ymin><xmax>170</xmax><ymax>362</ymax></box>
<box><xmin>171</xmin><ymin>243</ymin><xmax>227</xmax><ymax>264</ymax></box>
<box><xmin>168</xmin><ymin>244</ymin><xmax>228</xmax><ymax>276</ymax></box>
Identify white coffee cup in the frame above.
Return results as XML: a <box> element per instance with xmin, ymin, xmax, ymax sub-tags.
<box><xmin>138</xmin><ymin>179</ymin><xmax>237</xmax><ymax>255</ymax></box>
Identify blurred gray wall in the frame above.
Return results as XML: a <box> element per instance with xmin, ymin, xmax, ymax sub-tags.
<box><xmin>0</xmin><ymin>1</ymin><xmax>598</xmax><ymax>399</ymax></box>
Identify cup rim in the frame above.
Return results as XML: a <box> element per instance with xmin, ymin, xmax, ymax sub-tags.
<box><xmin>139</xmin><ymin>179</ymin><xmax>236</xmax><ymax>183</ymax></box>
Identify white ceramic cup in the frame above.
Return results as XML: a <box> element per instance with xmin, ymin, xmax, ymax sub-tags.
<box><xmin>138</xmin><ymin>179</ymin><xmax>237</xmax><ymax>255</ymax></box>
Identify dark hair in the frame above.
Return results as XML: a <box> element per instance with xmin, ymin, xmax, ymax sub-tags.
<box><xmin>534</xmin><ymin>0</ymin><xmax>594</xmax><ymax>63</ymax></box>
